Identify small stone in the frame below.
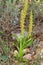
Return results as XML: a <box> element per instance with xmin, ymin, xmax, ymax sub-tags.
<box><xmin>32</xmin><ymin>51</ymin><xmax>36</xmax><ymax>55</ymax></box>
<box><xmin>41</xmin><ymin>62</ymin><xmax>43</xmax><ymax>65</ymax></box>
<box><xmin>39</xmin><ymin>41</ymin><xmax>43</xmax><ymax>48</ymax></box>
<box><xmin>13</xmin><ymin>50</ymin><xmax>18</xmax><ymax>56</ymax></box>
<box><xmin>23</xmin><ymin>54</ymin><xmax>32</xmax><ymax>60</ymax></box>
<box><xmin>23</xmin><ymin>48</ymin><xmax>30</xmax><ymax>54</ymax></box>
<box><xmin>40</xmin><ymin>49</ymin><xmax>43</xmax><ymax>58</ymax></box>
<box><xmin>15</xmin><ymin>60</ymin><xmax>18</xmax><ymax>64</ymax></box>
<box><xmin>41</xmin><ymin>49</ymin><xmax>43</xmax><ymax>53</ymax></box>
<box><xmin>16</xmin><ymin>33</ymin><xmax>20</xmax><ymax>38</ymax></box>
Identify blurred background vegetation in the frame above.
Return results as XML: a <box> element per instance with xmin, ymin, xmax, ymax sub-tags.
<box><xmin>0</xmin><ymin>0</ymin><xmax>43</xmax><ymax>24</ymax></box>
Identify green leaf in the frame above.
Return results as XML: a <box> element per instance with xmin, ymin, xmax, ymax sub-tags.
<box><xmin>13</xmin><ymin>0</ymin><xmax>17</xmax><ymax>3</ymax></box>
<box><xmin>26</xmin><ymin>38</ymin><xmax>33</xmax><ymax>47</ymax></box>
<box><xmin>23</xmin><ymin>38</ymin><xmax>33</xmax><ymax>48</ymax></box>
<box><xmin>24</xmin><ymin>34</ymin><xmax>30</xmax><ymax>40</ymax></box>
<box><xmin>13</xmin><ymin>33</ymin><xmax>34</xmax><ymax>62</ymax></box>
<box><xmin>13</xmin><ymin>42</ymin><xmax>19</xmax><ymax>50</ymax></box>
<box><xmin>3</xmin><ymin>46</ymin><xmax>9</xmax><ymax>53</ymax></box>
<box><xmin>0</xmin><ymin>31</ymin><xmax>3</xmax><ymax>36</ymax></box>
<box><xmin>0</xmin><ymin>55</ymin><xmax>8</xmax><ymax>62</ymax></box>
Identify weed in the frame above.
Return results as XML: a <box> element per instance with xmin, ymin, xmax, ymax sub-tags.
<box><xmin>13</xmin><ymin>34</ymin><xmax>33</xmax><ymax>62</ymax></box>
<box><xmin>29</xmin><ymin>10</ymin><xmax>33</xmax><ymax>36</ymax></box>
<box><xmin>20</xmin><ymin>0</ymin><xmax>28</xmax><ymax>35</ymax></box>
<box><xmin>13</xmin><ymin>0</ymin><xmax>34</xmax><ymax>62</ymax></box>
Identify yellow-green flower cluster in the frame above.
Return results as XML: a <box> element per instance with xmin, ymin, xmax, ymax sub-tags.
<box><xmin>29</xmin><ymin>10</ymin><xmax>33</xmax><ymax>36</ymax></box>
<box><xmin>34</xmin><ymin>0</ymin><xmax>40</xmax><ymax>3</ymax></box>
<box><xmin>20</xmin><ymin>0</ymin><xmax>28</xmax><ymax>35</ymax></box>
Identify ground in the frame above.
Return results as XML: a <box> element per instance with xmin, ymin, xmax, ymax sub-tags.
<box><xmin>0</xmin><ymin>13</ymin><xmax>43</xmax><ymax>65</ymax></box>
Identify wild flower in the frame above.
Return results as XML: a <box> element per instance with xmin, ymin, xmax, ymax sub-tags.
<box><xmin>20</xmin><ymin>0</ymin><xmax>28</xmax><ymax>35</ymax></box>
<box><xmin>13</xmin><ymin>0</ymin><xmax>34</xmax><ymax>62</ymax></box>
<box><xmin>29</xmin><ymin>10</ymin><xmax>33</xmax><ymax>36</ymax></box>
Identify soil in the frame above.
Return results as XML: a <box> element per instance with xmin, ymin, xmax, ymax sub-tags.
<box><xmin>0</xmin><ymin>13</ymin><xmax>43</xmax><ymax>65</ymax></box>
